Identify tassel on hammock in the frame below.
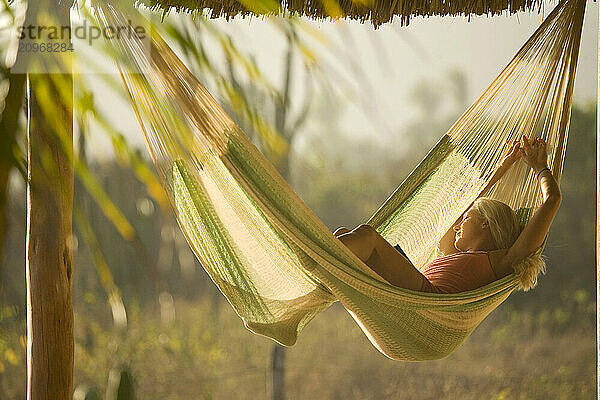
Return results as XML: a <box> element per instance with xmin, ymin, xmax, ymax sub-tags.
<box><xmin>90</xmin><ymin>0</ymin><xmax>585</xmax><ymax>360</ymax></box>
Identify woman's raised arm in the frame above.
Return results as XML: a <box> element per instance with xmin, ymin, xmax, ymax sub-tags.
<box><xmin>479</xmin><ymin>141</ymin><xmax>523</xmax><ymax>197</ymax></box>
<box><xmin>504</xmin><ymin>136</ymin><xmax>562</xmax><ymax>263</ymax></box>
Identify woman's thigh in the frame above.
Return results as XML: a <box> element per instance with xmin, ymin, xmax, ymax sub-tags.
<box><xmin>344</xmin><ymin>225</ymin><xmax>425</xmax><ymax>290</ymax></box>
<box><xmin>373</xmin><ymin>234</ymin><xmax>425</xmax><ymax>290</ymax></box>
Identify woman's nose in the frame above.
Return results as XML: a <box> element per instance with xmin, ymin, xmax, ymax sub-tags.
<box><xmin>453</xmin><ymin>224</ymin><xmax>460</xmax><ymax>232</ymax></box>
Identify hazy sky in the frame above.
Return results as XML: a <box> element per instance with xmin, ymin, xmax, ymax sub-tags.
<box><xmin>79</xmin><ymin>0</ymin><xmax>598</xmax><ymax>158</ymax></box>
<box><xmin>220</xmin><ymin>1</ymin><xmax>596</xmax><ymax>124</ymax></box>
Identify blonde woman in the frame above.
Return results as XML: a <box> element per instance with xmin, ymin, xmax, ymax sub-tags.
<box><xmin>335</xmin><ymin>136</ymin><xmax>561</xmax><ymax>293</ymax></box>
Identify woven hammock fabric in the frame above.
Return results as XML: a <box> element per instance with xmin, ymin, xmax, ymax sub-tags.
<box><xmin>92</xmin><ymin>0</ymin><xmax>585</xmax><ymax>360</ymax></box>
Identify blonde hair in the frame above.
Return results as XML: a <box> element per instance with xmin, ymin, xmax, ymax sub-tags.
<box><xmin>472</xmin><ymin>197</ymin><xmax>546</xmax><ymax>291</ymax></box>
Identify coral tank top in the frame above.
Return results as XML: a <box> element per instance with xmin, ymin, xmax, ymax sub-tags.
<box><xmin>419</xmin><ymin>251</ymin><xmax>498</xmax><ymax>294</ymax></box>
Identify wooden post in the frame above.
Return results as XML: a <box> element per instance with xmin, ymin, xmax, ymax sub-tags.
<box><xmin>25</xmin><ymin>2</ymin><xmax>74</xmax><ymax>399</ymax></box>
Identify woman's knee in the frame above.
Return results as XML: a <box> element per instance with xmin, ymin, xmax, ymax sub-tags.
<box><xmin>352</xmin><ymin>224</ymin><xmax>377</xmax><ymax>238</ymax></box>
<box><xmin>333</xmin><ymin>227</ymin><xmax>351</xmax><ymax>237</ymax></box>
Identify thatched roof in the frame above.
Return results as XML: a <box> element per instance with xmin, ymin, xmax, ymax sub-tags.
<box><xmin>139</xmin><ymin>0</ymin><xmax>548</xmax><ymax>27</ymax></box>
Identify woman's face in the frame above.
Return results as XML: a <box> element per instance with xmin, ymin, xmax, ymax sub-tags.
<box><xmin>453</xmin><ymin>208</ymin><xmax>488</xmax><ymax>251</ymax></box>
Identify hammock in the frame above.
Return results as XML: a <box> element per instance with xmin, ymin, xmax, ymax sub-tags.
<box><xmin>92</xmin><ymin>0</ymin><xmax>585</xmax><ymax>360</ymax></box>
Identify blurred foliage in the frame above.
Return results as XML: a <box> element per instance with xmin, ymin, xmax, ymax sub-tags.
<box><xmin>543</xmin><ymin>102</ymin><xmax>596</xmax><ymax>293</ymax></box>
<box><xmin>106</xmin><ymin>365</ymin><xmax>136</xmax><ymax>400</ymax></box>
<box><xmin>0</xmin><ymin>294</ymin><xmax>595</xmax><ymax>399</ymax></box>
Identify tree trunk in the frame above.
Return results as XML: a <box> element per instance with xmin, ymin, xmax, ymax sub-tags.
<box><xmin>26</xmin><ymin>2</ymin><xmax>74</xmax><ymax>399</ymax></box>
<box><xmin>268</xmin><ymin>26</ymin><xmax>296</xmax><ymax>400</ymax></box>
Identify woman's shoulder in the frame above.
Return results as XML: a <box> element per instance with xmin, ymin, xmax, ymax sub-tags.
<box><xmin>430</xmin><ymin>250</ymin><xmax>492</xmax><ymax>265</ymax></box>
<box><xmin>439</xmin><ymin>250</ymin><xmax>510</xmax><ymax>279</ymax></box>
<box><xmin>487</xmin><ymin>249</ymin><xmax>514</xmax><ymax>278</ymax></box>
<box><xmin>441</xmin><ymin>250</ymin><xmax>494</xmax><ymax>259</ymax></box>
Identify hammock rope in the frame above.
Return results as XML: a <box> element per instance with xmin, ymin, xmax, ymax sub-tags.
<box><xmin>91</xmin><ymin>0</ymin><xmax>585</xmax><ymax>360</ymax></box>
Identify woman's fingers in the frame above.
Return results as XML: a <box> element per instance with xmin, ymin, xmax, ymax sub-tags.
<box><xmin>518</xmin><ymin>136</ymin><xmax>549</xmax><ymax>170</ymax></box>
<box><xmin>503</xmin><ymin>139</ymin><xmax>517</xmax><ymax>152</ymax></box>
<box><xmin>509</xmin><ymin>142</ymin><xmax>521</xmax><ymax>158</ymax></box>
<box><xmin>517</xmin><ymin>137</ymin><xmax>547</xmax><ymax>168</ymax></box>
<box><xmin>500</xmin><ymin>141</ymin><xmax>522</xmax><ymax>167</ymax></box>
<box><xmin>521</xmin><ymin>136</ymin><xmax>547</xmax><ymax>153</ymax></box>
<box><xmin>532</xmin><ymin>140</ymin><xmax>547</xmax><ymax>153</ymax></box>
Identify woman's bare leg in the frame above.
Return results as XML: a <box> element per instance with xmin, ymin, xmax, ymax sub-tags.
<box><xmin>333</xmin><ymin>227</ymin><xmax>351</xmax><ymax>237</ymax></box>
<box><xmin>336</xmin><ymin>224</ymin><xmax>425</xmax><ymax>290</ymax></box>
<box><xmin>335</xmin><ymin>225</ymin><xmax>377</xmax><ymax>261</ymax></box>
